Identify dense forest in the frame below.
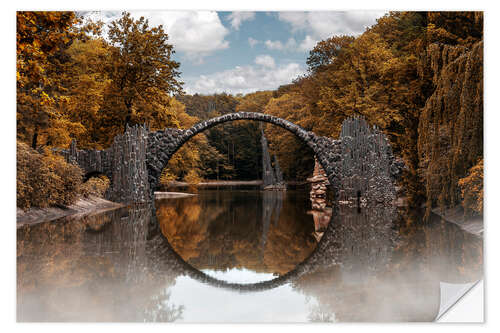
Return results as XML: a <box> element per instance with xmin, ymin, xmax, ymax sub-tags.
<box><xmin>16</xmin><ymin>11</ymin><xmax>483</xmax><ymax>217</ymax></box>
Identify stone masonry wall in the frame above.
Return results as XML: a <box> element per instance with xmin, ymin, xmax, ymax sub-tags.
<box><xmin>107</xmin><ymin>125</ymin><xmax>150</xmax><ymax>203</ymax></box>
<box><xmin>309</xmin><ymin>116</ymin><xmax>403</xmax><ymax>207</ymax></box>
<box><xmin>60</xmin><ymin>125</ymin><xmax>150</xmax><ymax>203</ymax></box>
<box><xmin>59</xmin><ymin>140</ymin><xmax>113</xmax><ymax>180</ymax></box>
<box><xmin>60</xmin><ymin>113</ymin><xmax>402</xmax><ymax>206</ymax></box>
<box><xmin>337</xmin><ymin>116</ymin><xmax>397</xmax><ymax>206</ymax></box>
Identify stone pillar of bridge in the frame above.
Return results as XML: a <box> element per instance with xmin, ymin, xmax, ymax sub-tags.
<box><xmin>337</xmin><ymin>116</ymin><xmax>397</xmax><ymax>206</ymax></box>
<box><xmin>308</xmin><ymin>116</ymin><xmax>403</xmax><ymax>208</ymax></box>
<box><xmin>107</xmin><ymin>124</ymin><xmax>150</xmax><ymax>203</ymax></box>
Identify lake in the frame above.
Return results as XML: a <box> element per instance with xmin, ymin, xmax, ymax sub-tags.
<box><xmin>16</xmin><ymin>187</ymin><xmax>483</xmax><ymax>322</ymax></box>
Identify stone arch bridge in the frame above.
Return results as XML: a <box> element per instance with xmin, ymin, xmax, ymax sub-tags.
<box><xmin>60</xmin><ymin>112</ymin><xmax>401</xmax><ymax>205</ymax></box>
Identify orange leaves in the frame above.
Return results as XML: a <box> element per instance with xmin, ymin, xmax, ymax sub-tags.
<box><xmin>458</xmin><ymin>159</ymin><xmax>483</xmax><ymax>216</ymax></box>
<box><xmin>427</xmin><ymin>12</ymin><xmax>483</xmax><ymax>48</ymax></box>
<box><xmin>263</xmin><ymin>92</ymin><xmax>315</xmax><ymax>180</ymax></box>
<box><xmin>39</xmin><ymin>91</ymin><xmax>53</xmax><ymax>106</ymax></box>
<box><xmin>306</xmin><ymin>35</ymin><xmax>355</xmax><ymax>73</ymax></box>
<box><xmin>157</xmin><ymin>198</ymin><xmax>207</xmax><ymax>261</ymax></box>
<box><xmin>263</xmin><ymin>11</ymin><xmax>483</xmax><ymax>214</ymax></box>
<box><xmin>17</xmin><ymin>142</ymin><xmax>83</xmax><ymax>209</ymax></box>
<box><xmin>17</xmin><ymin>11</ymin><xmax>185</xmax><ymax>150</ymax></box>
<box><xmin>78</xmin><ymin>176</ymin><xmax>110</xmax><ymax>198</ymax></box>
<box><xmin>17</xmin><ymin>11</ymin><xmax>80</xmax><ymax>148</ymax></box>
<box><xmin>100</xmin><ymin>12</ymin><xmax>182</xmax><ymax>134</ymax></box>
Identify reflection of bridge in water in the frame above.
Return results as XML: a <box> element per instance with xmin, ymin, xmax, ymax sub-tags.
<box><xmin>17</xmin><ymin>202</ymin><xmax>483</xmax><ymax>322</ymax></box>
<box><xmin>149</xmin><ymin>204</ymin><xmax>482</xmax><ymax>293</ymax></box>
<box><xmin>261</xmin><ymin>190</ymin><xmax>284</xmax><ymax>249</ymax></box>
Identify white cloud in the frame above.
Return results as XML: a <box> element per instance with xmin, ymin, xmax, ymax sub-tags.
<box><xmin>264</xmin><ymin>40</ymin><xmax>284</xmax><ymax>50</ymax></box>
<box><xmin>227</xmin><ymin>12</ymin><xmax>256</xmax><ymax>30</ymax></box>
<box><xmin>85</xmin><ymin>11</ymin><xmax>230</xmax><ymax>64</ymax></box>
<box><xmin>299</xmin><ymin>35</ymin><xmax>318</xmax><ymax>51</ymax></box>
<box><xmin>264</xmin><ymin>38</ymin><xmax>297</xmax><ymax>51</ymax></box>
<box><xmin>277</xmin><ymin>12</ymin><xmax>309</xmax><ymax>32</ymax></box>
<box><xmin>277</xmin><ymin>11</ymin><xmax>386</xmax><ymax>52</ymax></box>
<box><xmin>248</xmin><ymin>37</ymin><xmax>259</xmax><ymax>47</ymax></box>
<box><xmin>184</xmin><ymin>62</ymin><xmax>306</xmax><ymax>95</ymax></box>
<box><xmin>279</xmin><ymin>11</ymin><xmax>385</xmax><ymax>38</ymax></box>
<box><xmin>254</xmin><ymin>55</ymin><xmax>275</xmax><ymax>68</ymax></box>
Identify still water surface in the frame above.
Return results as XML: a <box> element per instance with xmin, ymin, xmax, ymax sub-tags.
<box><xmin>17</xmin><ymin>187</ymin><xmax>483</xmax><ymax>322</ymax></box>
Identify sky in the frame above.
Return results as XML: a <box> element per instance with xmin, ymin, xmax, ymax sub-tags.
<box><xmin>86</xmin><ymin>11</ymin><xmax>387</xmax><ymax>95</ymax></box>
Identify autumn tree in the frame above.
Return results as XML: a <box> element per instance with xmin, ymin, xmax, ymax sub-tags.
<box><xmin>52</xmin><ymin>12</ymin><xmax>186</xmax><ymax>149</ymax></box>
<box><xmin>263</xmin><ymin>93</ymin><xmax>315</xmax><ymax>180</ymax></box>
<box><xmin>458</xmin><ymin>159</ymin><xmax>483</xmax><ymax>216</ymax></box>
<box><xmin>427</xmin><ymin>11</ymin><xmax>483</xmax><ymax>47</ymax></box>
<box><xmin>53</xmin><ymin>38</ymin><xmax>111</xmax><ymax>148</ymax></box>
<box><xmin>306</xmin><ymin>35</ymin><xmax>355</xmax><ymax>73</ymax></box>
<box><xmin>17</xmin><ymin>11</ymin><xmax>80</xmax><ymax>148</ymax></box>
<box><xmin>267</xmin><ymin>11</ymin><xmax>482</xmax><ymax>215</ymax></box>
<box><xmin>155</xmin><ymin>99</ymin><xmax>223</xmax><ymax>184</ymax></box>
<box><xmin>177</xmin><ymin>93</ymin><xmax>239</xmax><ymax>120</ymax></box>
<box><xmin>103</xmin><ymin>12</ymin><xmax>182</xmax><ymax>133</ymax></box>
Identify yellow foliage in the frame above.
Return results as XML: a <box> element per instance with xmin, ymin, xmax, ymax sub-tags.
<box><xmin>183</xmin><ymin>169</ymin><xmax>202</xmax><ymax>185</ymax></box>
<box><xmin>157</xmin><ymin>198</ymin><xmax>207</xmax><ymax>261</ymax></box>
<box><xmin>17</xmin><ymin>141</ymin><xmax>83</xmax><ymax>209</ymax></box>
<box><xmin>17</xmin><ymin>11</ymin><xmax>80</xmax><ymax>148</ymax></box>
<box><xmin>78</xmin><ymin>176</ymin><xmax>110</xmax><ymax>198</ymax></box>
<box><xmin>263</xmin><ymin>93</ymin><xmax>315</xmax><ymax>180</ymax></box>
<box><xmin>458</xmin><ymin>159</ymin><xmax>483</xmax><ymax>216</ymax></box>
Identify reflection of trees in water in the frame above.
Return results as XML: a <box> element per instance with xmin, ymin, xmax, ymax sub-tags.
<box><xmin>17</xmin><ymin>196</ymin><xmax>483</xmax><ymax>322</ymax></box>
<box><xmin>291</xmin><ymin>207</ymin><xmax>483</xmax><ymax>322</ymax></box>
<box><xmin>156</xmin><ymin>196</ymin><xmax>216</xmax><ymax>262</ymax></box>
<box><xmin>142</xmin><ymin>288</ymin><xmax>184</xmax><ymax>322</ymax></box>
<box><xmin>308</xmin><ymin>304</ymin><xmax>336</xmax><ymax>323</ymax></box>
<box><xmin>157</xmin><ymin>190</ymin><xmax>316</xmax><ymax>275</ymax></box>
<box><xmin>17</xmin><ymin>206</ymin><xmax>184</xmax><ymax>322</ymax></box>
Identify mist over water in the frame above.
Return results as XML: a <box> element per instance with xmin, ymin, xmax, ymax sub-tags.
<box><xmin>16</xmin><ymin>187</ymin><xmax>483</xmax><ymax>322</ymax></box>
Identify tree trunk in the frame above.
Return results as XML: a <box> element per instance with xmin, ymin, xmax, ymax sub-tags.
<box><xmin>31</xmin><ymin>127</ymin><xmax>38</xmax><ymax>149</ymax></box>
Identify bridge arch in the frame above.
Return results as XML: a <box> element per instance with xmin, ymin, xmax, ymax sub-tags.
<box><xmin>146</xmin><ymin>112</ymin><xmax>336</xmax><ymax>192</ymax></box>
<box><xmin>61</xmin><ymin>113</ymin><xmax>398</xmax><ymax>206</ymax></box>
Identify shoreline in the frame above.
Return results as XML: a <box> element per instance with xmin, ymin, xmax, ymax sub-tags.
<box><xmin>165</xmin><ymin>180</ymin><xmax>310</xmax><ymax>187</ymax></box>
<box><xmin>166</xmin><ymin>180</ymin><xmax>262</xmax><ymax>187</ymax></box>
<box><xmin>17</xmin><ymin>192</ymin><xmax>196</xmax><ymax>228</ymax></box>
<box><xmin>154</xmin><ymin>191</ymin><xmax>197</xmax><ymax>199</ymax></box>
<box><xmin>16</xmin><ymin>196</ymin><xmax>125</xmax><ymax>229</ymax></box>
<box><xmin>432</xmin><ymin>206</ymin><xmax>483</xmax><ymax>237</ymax></box>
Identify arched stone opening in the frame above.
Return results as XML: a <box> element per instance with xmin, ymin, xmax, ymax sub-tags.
<box><xmin>147</xmin><ymin>112</ymin><xmax>337</xmax><ymax>285</ymax></box>
<box><xmin>83</xmin><ymin>171</ymin><xmax>108</xmax><ymax>182</ymax></box>
<box><xmin>146</xmin><ymin>112</ymin><xmax>337</xmax><ymax>194</ymax></box>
